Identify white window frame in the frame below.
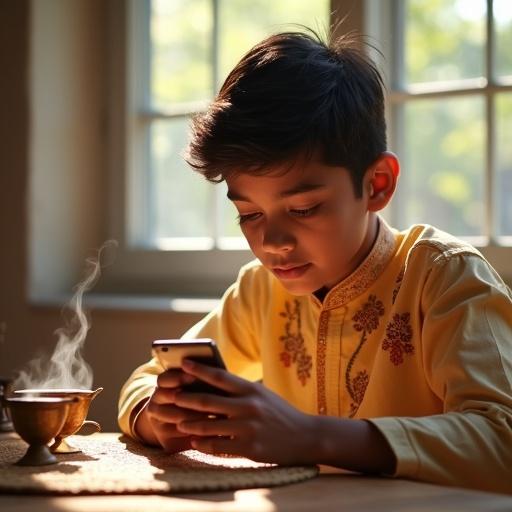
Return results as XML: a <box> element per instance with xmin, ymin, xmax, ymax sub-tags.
<box><xmin>106</xmin><ymin>0</ymin><xmax>259</xmax><ymax>297</ymax></box>
<box><xmin>366</xmin><ymin>0</ymin><xmax>512</xmax><ymax>278</ymax></box>
<box><xmin>105</xmin><ymin>0</ymin><xmax>512</xmax><ymax>299</ymax></box>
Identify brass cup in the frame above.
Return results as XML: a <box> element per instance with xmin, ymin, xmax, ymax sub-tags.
<box><xmin>14</xmin><ymin>388</ymin><xmax>103</xmax><ymax>453</ymax></box>
<box><xmin>3</xmin><ymin>396</ymin><xmax>74</xmax><ymax>465</ymax></box>
<box><xmin>0</xmin><ymin>378</ymin><xmax>14</xmax><ymax>432</ymax></box>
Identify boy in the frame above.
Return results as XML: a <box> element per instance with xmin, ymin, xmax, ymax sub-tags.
<box><xmin>118</xmin><ymin>30</ymin><xmax>512</xmax><ymax>493</ymax></box>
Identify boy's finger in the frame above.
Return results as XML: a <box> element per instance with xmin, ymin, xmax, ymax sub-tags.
<box><xmin>190</xmin><ymin>436</ymin><xmax>237</xmax><ymax>456</ymax></box>
<box><xmin>177</xmin><ymin>418</ymin><xmax>240</xmax><ymax>437</ymax></box>
<box><xmin>152</xmin><ymin>387</ymin><xmax>181</xmax><ymax>404</ymax></box>
<box><xmin>154</xmin><ymin>430</ymin><xmax>193</xmax><ymax>453</ymax></box>
<box><xmin>147</xmin><ymin>402</ymin><xmax>209</xmax><ymax>423</ymax></box>
<box><xmin>181</xmin><ymin>359</ymin><xmax>252</xmax><ymax>395</ymax></box>
<box><xmin>157</xmin><ymin>369</ymin><xmax>196</xmax><ymax>388</ymax></box>
<box><xmin>151</xmin><ymin>419</ymin><xmax>190</xmax><ymax>439</ymax></box>
<box><xmin>172</xmin><ymin>390</ymin><xmax>241</xmax><ymax>416</ymax></box>
<box><xmin>190</xmin><ymin>436</ymin><xmax>244</xmax><ymax>457</ymax></box>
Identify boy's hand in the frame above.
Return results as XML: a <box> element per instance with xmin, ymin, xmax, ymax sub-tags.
<box><xmin>173</xmin><ymin>359</ymin><xmax>317</xmax><ymax>465</ymax></box>
<box><xmin>134</xmin><ymin>369</ymin><xmax>213</xmax><ymax>453</ymax></box>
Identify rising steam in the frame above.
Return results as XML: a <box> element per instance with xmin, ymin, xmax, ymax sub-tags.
<box><xmin>13</xmin><ymin>241</ymin><xmax>117</xmax><ymax>391</ymax></box>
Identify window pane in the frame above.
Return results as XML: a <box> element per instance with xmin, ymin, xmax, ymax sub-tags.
<box><xmin>495</xmin><ymin>0</ymin><xmax>512</xmax><ymax>79</ymax></box>
<box><xmin>151</xmin><ymin>119</ymin><xmax>211</xmax><ymax>239</ymax></box>
<box><xmin>400</xmin><ymin>96</ymin><xmax>485</xmax><ymax>236</ymax></box>
<box><xmin>496</xmin><ymin>93</ymin><xmax>512</xmax><ymax>236</ymax></box>
<box><xmin>218</xmin><ymin>0</ymin><xmax>330</xmax><ymax>86</ymax></box>
<box><xmin>151</xmin><ymin>0</ymin><xmax>212</xmax><ymax>108</ymax></box>
<box><xmin>404</xmin><ymin>0</ymin><xmax>486</xmax><ymax>85</ymax></box>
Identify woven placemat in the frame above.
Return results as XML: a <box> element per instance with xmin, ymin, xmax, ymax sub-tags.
<box><xmin>0</xmin><ymin>433</ymin><xmax>318</xmax><ymax>494</ymax></box>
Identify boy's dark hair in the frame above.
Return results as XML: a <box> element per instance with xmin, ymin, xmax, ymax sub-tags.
<box><xmin>185</xmin><ymin>28</ymin><xmax>386</xmax><ymax>197</ymax></box>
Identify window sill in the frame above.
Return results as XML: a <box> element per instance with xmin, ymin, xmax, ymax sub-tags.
<box><xmin>29</xmin><ymin>293</ymin><xmax>220</xmax><ymax>314</ymax></box>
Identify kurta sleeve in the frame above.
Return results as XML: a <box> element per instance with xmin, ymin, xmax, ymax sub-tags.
<box><xmin>370</xmin><ymin>251</ymin><xmax>512</xmax><ymax>493</ymax></box>
<box><xmin>181</xmin><ymin>262</ymin><xmax>264</xmax><ymax>382</ymax></box>
<box><xmin>117</xmin><ymin>358</ymin><xmax>161</xmax><ymax>439</ymax></box>
<box><xmin>117</xmin><ymin>261</ymin><xmax>264</xmax><ymax>438</ymax></box>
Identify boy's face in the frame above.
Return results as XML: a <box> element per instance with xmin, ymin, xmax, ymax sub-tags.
<box><xmin>226</xmin><ymin>157</ymin><xmax>376</xmax><ymax>295</ymax></box>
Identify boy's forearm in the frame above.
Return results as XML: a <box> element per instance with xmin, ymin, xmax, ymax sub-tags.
<box><xmin>309</xmin><ymin>416</ymin><xmax>397</xmax><ymax>474</ymax></box>
<box><xmin>135</xmin><ymin>395</ymin><xmax>396</xmax><ymax>473</ymax></box>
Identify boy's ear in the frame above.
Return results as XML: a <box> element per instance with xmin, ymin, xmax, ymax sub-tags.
<box><xmin>365</xmin><ymin>152</ymin><xmax>400</xmax><ymax>212</ymax></box>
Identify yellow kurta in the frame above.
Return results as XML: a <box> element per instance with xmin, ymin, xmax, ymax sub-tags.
<box><xmin>118</xmin><ymin>219</ymin><xmax>512</xmax><ymax>493</ymax></box>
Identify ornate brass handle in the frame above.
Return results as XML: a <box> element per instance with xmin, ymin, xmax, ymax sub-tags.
<box><xmin>75</xmin><ymin>420</ymin><xmax>101</xmax><ymax>436</ymax></box>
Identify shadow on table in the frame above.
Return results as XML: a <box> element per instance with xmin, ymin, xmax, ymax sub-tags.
<box><xmin>118</xmin><ymin>434</ymin><xmax>236</xmax><ymax>502</ymax></box>
<box><xmin>16</xmin><ymin>462</ymin><xmax>83</xmax><ymax>475</ymax></box>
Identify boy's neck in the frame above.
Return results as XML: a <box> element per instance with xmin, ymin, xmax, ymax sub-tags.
<box><xmin>313</xmin><ymin>286</ymin><xmax>330</xmax><ymax>302</ymax></box>
<box><xmin>313</xmin><ymin>214</ymin><xmax>380</xmax><ymax>303</ymax></box>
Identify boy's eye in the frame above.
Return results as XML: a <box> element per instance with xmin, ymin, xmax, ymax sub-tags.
<box><xmin>237</xmin><ymin>212</ymin><xmax>261</xmax><ymax>224</ymax></box>
<box><xmin>290</xmin><ymin>205</ymin><xmax>320</xmax><ymax>217</ymax></box>
<box><xmin>237</xmin><ymin>204</ymin><xmax>320</xmax><ymax>224</ymax></box>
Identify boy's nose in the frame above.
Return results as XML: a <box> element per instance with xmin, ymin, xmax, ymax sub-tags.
<box><xmin>261</xmin><ymin>222</ymin><xmax>296</xmax><ymax>253</ymax></box>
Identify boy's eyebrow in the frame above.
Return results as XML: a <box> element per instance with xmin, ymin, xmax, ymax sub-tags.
<box><xmin>227</xmin><ymin>182</ymin><xmax>326</xmax><ymax>201</ymax></box>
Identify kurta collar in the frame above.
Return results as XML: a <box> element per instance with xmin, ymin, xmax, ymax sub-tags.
<box><xmin>313</xmin><ymin>217</ymin><xmax>397</xmax><ymax>310</ymax></box>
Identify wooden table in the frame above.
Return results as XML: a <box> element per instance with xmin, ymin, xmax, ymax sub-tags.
<box><xmin>1</xmin><ymin>433</ymin><xmax>511</xmax><ymax>512</ymax></box>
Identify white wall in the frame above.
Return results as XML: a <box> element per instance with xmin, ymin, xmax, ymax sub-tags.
<box><xmin>29</xmin><ymin>0</ymin><xmax>106</xmax><ymax>300</ymax></box>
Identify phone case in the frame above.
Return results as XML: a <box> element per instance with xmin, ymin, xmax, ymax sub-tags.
<box><xmin>151</xmin><ymin>339</ymin><xmax>227</xmax><ymax>395</ymax></box>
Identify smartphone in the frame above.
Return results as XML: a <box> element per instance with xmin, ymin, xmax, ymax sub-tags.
<box><xmin>151</xmin><ymin>338</ymin><xmax>227</xmax><ymax>395</ymax></box>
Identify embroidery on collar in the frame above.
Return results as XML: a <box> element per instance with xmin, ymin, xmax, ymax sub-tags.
<box><xmin>323</xmin><ymin>219</ymin><xmax>396</xmax><ymax>310</ymax></box>
<box><xmin>316</xmin><ymin>310</ymin><xmax>330</xmax><ymax>414</ymax></box>
<box><xmin>346</xmin><ymin>295</ymin><xmax>385</xmax><ymax>417</ymax></box>
<box><xmin>382</xmin><ymin>313</ymin><xmax>414</xmax><ymax>365</ymax></box>
<box><xmin>279</xmin><ymin>300</ymin><xmax>312</xmax><ymax>386</ymax></box>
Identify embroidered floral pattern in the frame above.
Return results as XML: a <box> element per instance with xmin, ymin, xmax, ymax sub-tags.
<box><xmin>349</xmin><ymin>370</ymin><xmax>369</xmax><ymax>416</ymax></box>
<box><xmin>382</xmin><ymin>313</ymin><xmax>414</xmax><ymax>365</ymax></box>
<box><xmin>346</xmin><ymin>295</ymin><xmax>385</xmax><ymax>417</ymax></box>
<box><xmin>392</xmin><ymin>267</ymin><xmax>405</xmax><ymax>304</ymax></box>
<box><xmin>352</xmin><ymin>295</ymin><xmax>385</xmax><ymax>333</ymax></box>
<box><xmin>279</xmin><ymin>300</ymin><xmax>312</xmax><ymax>386</ymax></box>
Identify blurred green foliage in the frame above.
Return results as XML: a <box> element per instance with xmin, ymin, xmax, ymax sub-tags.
<box><xmin>405</xmin><ymin>0</ymin><xmax>485</xmax><ymax>83</ymax></box>
<box><xmin>397</xmin><ymin>0</ymin><xmax>512</xmax><ymax>236</ymax></box>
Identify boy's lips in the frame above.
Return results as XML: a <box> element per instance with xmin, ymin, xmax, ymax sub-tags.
<box><xmin>272</xmin><ymin>263</ymin><xmax>312</xmax><ymax>280</ymax></box>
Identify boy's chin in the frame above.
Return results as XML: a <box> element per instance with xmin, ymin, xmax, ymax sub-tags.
<box><xmin>276</xmin><ymin>278</ymin><xmax>318</xmax><ymax>296</ymax></box>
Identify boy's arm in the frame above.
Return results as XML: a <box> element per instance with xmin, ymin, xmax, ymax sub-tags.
<box><xmin>130</xmin><ymin>399</ymin><xmax>157</xmax><ymax>444</ymax></box>
<box><xmin>368</xmin><ymin>254</ymin><xmax>512</xmax><ymax>493</ymax></box>
<box><xmin>118</xmin><ymin>358</ymin><xmax>160</xmax><ymax>439</ymax></box>
<box><xmin>181</xmin><ymin>262</ymin><xmax>263</xmax><ymax>382</ymax></box>
<box><xmin>306</xmin><ymin>416</ymin><xmax>397</xmax><ymax>474</ymax></box>
<box><xmin>118</xmin><ymin>261</ymin><xmax>264</xmax><ymax>441</ymax></box>
<box><xmin>122</xmin><ymin>356</ymin><xmax>398</xmax><ymax>473</ymax></box>
<box><xmin>172</xmin><ymin>358</ymin><xmax>396</xmax><ymax>473</ymax></box>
